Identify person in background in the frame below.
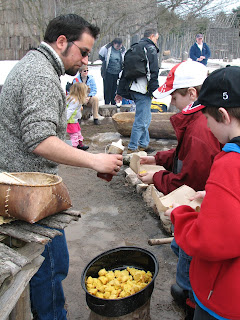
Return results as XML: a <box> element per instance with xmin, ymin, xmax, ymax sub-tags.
<box><xmin>67</xmin><ymin>82</ymin><xmax>89</xmax><ymax>151</ymax></box>
<box><xmin>73</xmin><ymin>64</ymin><xmax>100</xmax><ymax>125</ymax></box>
<box><xmin>165</xmin><ymin>66</ymin><xmax>240</xmax><ymax>320</ymax></box>
<box><xmin>0</xmin><ymin>14</ymin><xmax>122</xmax><ymax>320</ymax></box>
<box><xmin>138</xmin><ymin>61</ymin><xmax>221</xmax><ymax>320</ymax></box>
<box><xmin>99</xmin><ymin>37</ymin><xmax>125</xmax><ymax>105</ymax></box>
<box><xmin>115</xmin><ymin>29</ymin><xmax>160</xmax><ymax>153</ymax></box>
<box><xmin>189</xmin><ymin>34</ymin><xmax>211</xmax><ymax>66</ymax></box>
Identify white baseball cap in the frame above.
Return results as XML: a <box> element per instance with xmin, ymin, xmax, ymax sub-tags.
<box><xmin>153</xmin><ymin>61</ymin><xmax>208</xmax><ymax>99</ymax></box>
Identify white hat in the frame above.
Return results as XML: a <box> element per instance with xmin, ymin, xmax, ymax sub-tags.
<box><xmin>153</xmin><ymin>61</ymin><xmax>208</xmax><ymax>99</ymax></box>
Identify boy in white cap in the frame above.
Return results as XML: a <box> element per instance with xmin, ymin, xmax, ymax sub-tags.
<box><xmin>138</xmin><ymin>60</ymin><xmax>221</xmax><ymax>319</ymax></box>
<box><xmin>165</xmin><ymin>65</ymin><xmax>240</xmax><ymax>320</ymax></box>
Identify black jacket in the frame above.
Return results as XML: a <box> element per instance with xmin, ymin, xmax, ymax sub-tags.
<box><xmin>117</xmin><ymin>37</ymin><xmax>159</xmax><ymax>98</ymax></box>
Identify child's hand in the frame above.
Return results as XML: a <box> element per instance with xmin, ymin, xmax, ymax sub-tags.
<box><xmin>137</xmin><ymin>171</ymin><xmax>154</xmax><ymax>184</ymax></box>
<box><xmin>164</xmin><ymin>203</ymin><xmax>180</xmax><ymax>218</ymax></box>
<box><xmin>115</xmin><ymin>94</ymin><xmax>122</xmax><ymax>104</ymax></box>
<box><xmin>140</xmin><ymin>156</ymin><xmax>156</xmax><ymax>165</ymax></box>
<box><xmin>189</xmin><ymin>191</ymin><xmax>206</xmax><ymax>201</ymax></box>
<box><xmin>81</xmin><ymin>106</ymin><xmax>83</xmax><ymax>111</ymax></box>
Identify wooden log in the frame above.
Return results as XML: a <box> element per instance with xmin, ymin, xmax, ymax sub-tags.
<box><xmin>0</xmin><ymin>255</ymin><xmax>44</xmax><ymax>320</ymax></box>
<box><xmin>49</xmin><ymin>213</ymin><xmax>79</xmax><ymax>223</ymax></box>
<box><xmin>148</xmin><ymin>237</ymin><xmax>174</xmax><ymax>245</ymax></box>
<box><xmin>0</xmin><ymin>243</ymin><xmax>29</xmax><ymax>267</ymax></box>
<box><xmin>12</xmin><ymin>221</ymin><xmax>62</xmax><ymax>238</ymax></box>
<box><xmin>61</xmin><ymin>209</ymin><xmax>81</xmax><ymax>217</ymax></box>
<box><xmin>0</xmin><ymin>225</ymin><xmax>51</xmax><ymax>244</ymax></box>
<box><xmin>38</xmin><ymin>219</ymin><xmax>68</xmax><ymax>230</ymax></box>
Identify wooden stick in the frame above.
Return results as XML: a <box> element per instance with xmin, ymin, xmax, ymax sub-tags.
<box><xmin>148</xmin><ymin>237</ymin><xmax>174</xmax><ymax>245</ymax></box>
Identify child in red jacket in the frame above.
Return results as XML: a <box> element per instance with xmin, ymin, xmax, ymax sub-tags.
<box><xmin>138</xmin><ymin>61</ymin><xmax>221</xmax><ymax>319</ymax></box>
<box><xmin>138</xmin><ymin>61</ymin><xmax>220</xmax><ymax>194</ymax></box>
<box><xmin>165</xmin><ymin>66</ymin><xmax>240</xmax><ymax>320</ymax></box>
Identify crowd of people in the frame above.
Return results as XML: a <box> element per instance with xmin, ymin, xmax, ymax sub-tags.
<box><xmin>1</xmin><ymin>11</ymin><xmax>239</xmax><ymax>320</ymax></box>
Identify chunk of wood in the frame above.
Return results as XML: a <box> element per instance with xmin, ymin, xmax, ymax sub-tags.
<box><xmin>12</xmin><ymin>221</ymin><xmax>62</xmax><ymax>238</ymax></box>
<box><xmin>0</xmin><ymin>225</ymin><xmax>51</xmax><ymax>244</ymax></box>
<box><xmin>61</xmin><ymin>209</ymin><xmax>81</xmax><ymax>217</ymax></box>
<box><xmin>148</xmin><ymin>237</ymin><xmax>174</xmax><ymax>245</ymax></box>
<box><xmin>0</xmin><ymin>242</ymin><xmax>29</xmax><ymax>267</ymax></box>
<box><xmin>0</xmin><ymin>255</ymin><xmax>44</xmax><ymax>320</ymax></box>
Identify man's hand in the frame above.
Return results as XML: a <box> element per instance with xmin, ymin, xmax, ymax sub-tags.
<box><xmin>93</xmin><ymin>153</ymin><xmax>123</xmax><ymax>175</ymax></box>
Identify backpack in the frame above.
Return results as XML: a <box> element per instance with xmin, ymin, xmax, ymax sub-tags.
<box><xmin>123</xmin><ymin>42</ymin><xmax>148</xmax><ymax>80</ymax></box>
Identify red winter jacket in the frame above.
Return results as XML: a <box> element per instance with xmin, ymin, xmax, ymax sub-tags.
<box><xmin>171</xmin><ymin>150</ymin><xmax>240</xmax><ymax>319</ymax></box>
<box><xmin>153</xmin><ymin>111</ymin><xmax>221</xmax><ymax>195</ymax></box>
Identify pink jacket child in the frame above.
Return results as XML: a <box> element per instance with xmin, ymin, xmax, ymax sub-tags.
<box><xmin>66</xmin><ymin>82</ymin><xmax>89</xmax><ymax>151</ymax></box>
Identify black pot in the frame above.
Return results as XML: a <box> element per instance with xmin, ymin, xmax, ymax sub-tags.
<box><xmin>81</xmin><ymin>246</ymin><xmax>159</xmax><ymax>317</ymax></box>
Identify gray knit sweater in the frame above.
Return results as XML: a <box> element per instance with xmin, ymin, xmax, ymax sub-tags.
<box><xmin>0</xmin><ymin>42</ymin><xmax>67</xmax><ymax>174</ymax></box>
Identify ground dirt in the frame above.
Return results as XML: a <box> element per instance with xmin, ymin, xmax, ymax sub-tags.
<box><xmin>59</xmin><ymin>116</ymin><xmax>184</xmax><ymax>320</ymax></box>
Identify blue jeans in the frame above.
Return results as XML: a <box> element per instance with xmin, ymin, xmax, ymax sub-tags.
<box><xmin>171</xmin><ymin>238</ymin><xmax>193</xmax><ymax>300</ymax></box>
<box><xmin>128</xmin><ymin>91</ymin><xmax>152</xmax><ymax>150</ymax></box>
<box><xmin>30</xmin><ymin>229</ymin><xmax>69</xmax><ymax>320</ymax></box>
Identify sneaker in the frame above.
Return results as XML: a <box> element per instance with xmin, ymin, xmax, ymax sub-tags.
<box><xmin>77</xmin><ymin>145</ymin><xmax>89</xmax><ymax>151</ymax></box>
<box><xmin>94</xmin><ymin>119</ymin><xmax>100</xmax><ymax>125</ymax></box>
<box><xmin>127</xmin><ymin>148</ymin><xmax>139</xmax><ymax>154</ymax></box>
<box><xmin>138</xmin><ymin>146</ymin><xmax>155</xmax><ymax>153</ymax></box>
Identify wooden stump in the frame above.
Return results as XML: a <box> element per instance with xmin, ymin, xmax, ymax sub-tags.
<box><xmin>99</xmin><ymin>105</ymin><xmax>117</xmax><ymax>117</ymax></box>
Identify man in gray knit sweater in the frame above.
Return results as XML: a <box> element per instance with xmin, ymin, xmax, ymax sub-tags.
<box><xmin>0</xmin><ymin>14</ymin><xmax>122</xmax><ymax>319</ymax></box>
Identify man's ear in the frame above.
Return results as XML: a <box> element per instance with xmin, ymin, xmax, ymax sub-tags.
<box><xmin>55</xmin><ymin>35</ymin><xmax>68</xmax><ymax>51</ymax></box>
<box><xmin>218</xmin><ymin>107</ymin><xmax>231</xmax><ymax>124</ymax></box>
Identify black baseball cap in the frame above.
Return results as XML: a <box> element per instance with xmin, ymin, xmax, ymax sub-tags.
<box><xmin>182</xmin><ymin>66</ymin><xmax>240</xmax><ymax>114</ymax></box>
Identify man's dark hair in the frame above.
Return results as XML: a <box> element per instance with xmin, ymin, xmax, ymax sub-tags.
<box><xmin>144</xmin><ymin>29</ymin><xmax>158</xmax><ymax>38</ymax></box>
<box><xmin>112</xmin><ymin>38</ymin><xmax>122</xmax><ymax>45</ymax></box>
<box><xmin>44</xmin><ymin>14</ymin><xmax>100</xmax><ymax>43</ymax></box>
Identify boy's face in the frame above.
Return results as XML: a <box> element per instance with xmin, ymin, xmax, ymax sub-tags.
<box><xmin>170</xmin><ymin>91</ymin><xmax>194</xmax><ymax>111</ymax></box>
<box><xmin>204</xmin><ymin>113</ymin><xmax>228</xmax><ymax>145</ymax></box>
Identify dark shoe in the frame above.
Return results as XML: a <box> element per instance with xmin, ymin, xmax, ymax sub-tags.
<box><xmin>77</xmin><ymin>145</ymin><xmax>89</xmax><ymax>151</ymax></box>
<box><xmin>171</xmin><ymin>284</ymin><xmax>188</xmax><ymax>308</ymax></box>
<box><xmin>94</xmin><ymin>119</ymin><xmax>100</xmax><ymax>125</ymax></box>
<box><xmin>138</xmin><ymin>146</ymin><xmax>155</xmax><ymax>153</ymax></box>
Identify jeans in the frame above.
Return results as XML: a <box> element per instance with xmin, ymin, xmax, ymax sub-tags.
<box><xmin>30</xmin><ymin>229</ymin><xmax>69</xmax><ymax>320</ymax></box>
<box><xmin>103</xmin><ymin>72</ymin><xmax>118</xmax><ymax>104</ymax></box>
<box><xmin>128</xmin><ymin>91</ymin><xmax>152</xmax><ymax>150</ymax></box>
<box><xmin>193</xmin><ymin>304</ymin><xmax>217</xmax><ymax>320</ymax></box>
<box><xmin>171</xmin><ymin>238</ymin><xmax>193</xmax><ymax>300</ymax></box>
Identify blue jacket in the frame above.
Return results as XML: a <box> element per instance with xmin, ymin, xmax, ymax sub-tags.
<box><xmin>189</xmin><ymin>42</ymin><xmax>211</xmax><ymax>66</ymax></box>
<box><xmin>73</xmin><ymin>74</ymin><xmax>97</xmax><ymax>97</ymax></box>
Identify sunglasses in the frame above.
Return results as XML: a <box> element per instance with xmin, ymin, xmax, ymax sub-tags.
<box><xmin>71</xmin><ymin>42</ymin><xmax>90</xmax><ymax>58</ymax></box>
<box><xmin>83</xmin><ymin>70</ymin><xmax>89</xmax><ymax>73</ymax></box>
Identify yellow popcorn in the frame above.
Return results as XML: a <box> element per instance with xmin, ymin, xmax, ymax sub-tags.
<box><xmin>99</xmin><ymin>276</ymin><xmax>108</xmax><ymax>285</ymax></box>
<box><xmin>86</xmin><ymin>267</ymin><xmax>153</xmax><ymax>299</ymax></box>
<box><xmin>98</xmin><ymin>268</ymin><xmax>107</xmax><ymax>276</ymax></box>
